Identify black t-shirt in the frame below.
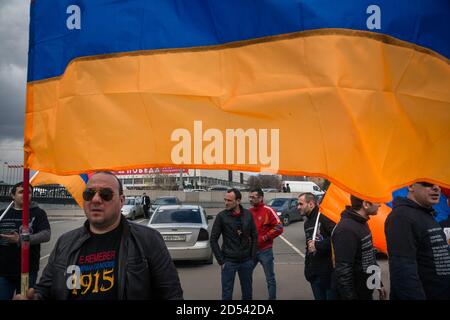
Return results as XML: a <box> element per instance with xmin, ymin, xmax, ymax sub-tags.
<box><xmin>440</xmin><ymin>218</ymin><xmax>450</xmax><ymax>245</ymax></box>
<box><xmin>0</xmin><ymin>206</ymin><xmax>50</xmax><ymax>276</ymax></box>
<box><xmin>69</xmin><ymin>224</ymin><xmax>122</xmax><ymax>300</ymax></box>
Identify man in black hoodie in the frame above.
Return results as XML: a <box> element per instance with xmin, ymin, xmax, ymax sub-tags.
<box><xmin>210</xmin><ymin>188</ymin><xmax>258</xmax><ymax>300</ymax></box>
<box><xmin>385</xmin><ymin>182</ymin><xmax>450</xmax><ymax>300</ymax></box>
<box><xmin>298</xmin><ymin>192</ymin><xmax>336</xmax><ymax>300</ymax></box>
<box><xmin>332</xmin><ymin>195</ymin><xmax>386</xmax><ymax>300</ymax></box>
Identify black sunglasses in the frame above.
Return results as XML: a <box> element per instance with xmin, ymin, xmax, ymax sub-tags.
<box><xmin>416</xmin><ymin>182</ymin><xmax>435</xmax><ymax>188</ymax></box>
<box><xmin>82</xmin><ymin>188</ymin><xmax>115</xmax><ymax>201</ymax></box>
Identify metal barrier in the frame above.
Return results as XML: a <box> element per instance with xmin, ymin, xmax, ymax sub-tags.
<box><xmin>0</xmin><ymin>184</ymin><xmax>76</xmax><ymax>205</ymax></box>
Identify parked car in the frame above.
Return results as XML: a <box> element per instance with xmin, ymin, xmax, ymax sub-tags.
<box><xmin>208</xmin><ymin>185</ymin><xmax>230</xmax><ymax>191</ymax></box>
<box><xmin>150</xmin><ymin>196</ymin><xmax>182</xmax><ymax>213</ymax></box>
<box><xmin>262</xmin><ymin>188</ymin><xmax>279</xmax><ymax>193</ymax></box>
<box><xmin>147</xmin><ymin>205</ymin><xmax>214</xmax><ymax>264</ymax></box>
<box><xmin>121</xmin><ymin>197</ymin><xmax>144</xmax><ymax>220</ymax></box>
<box><xmin>267</xmin><ymin>197</ymin><xmax>303</xmax><ymax>226</ymax></box>
<box><xmin>184</xmin><ymin>188</ymin><xmax>207</xmax><ymax>192</ymax></box>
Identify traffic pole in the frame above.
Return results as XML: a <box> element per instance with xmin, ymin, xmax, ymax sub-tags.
<box><xmin>21</xmin><ymin>168</ymin><xmax>31</xmax><ymax>295</ymax></box>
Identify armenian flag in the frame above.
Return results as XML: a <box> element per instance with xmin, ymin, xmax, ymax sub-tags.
<box><xmin>25</xmin><ymin>0</ymin><xmax>450</xmax><ymax>202</ymax></box>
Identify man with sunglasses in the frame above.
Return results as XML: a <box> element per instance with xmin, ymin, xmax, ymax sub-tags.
<box><xmin>385</xmin><ymin>182</ymin><xmax>450</xmax><ymax>300</ymax></box>
<box><xmin>16</xmin><ymin>171</ymin><xmax>183</xmax><ymax>300</ymax></box>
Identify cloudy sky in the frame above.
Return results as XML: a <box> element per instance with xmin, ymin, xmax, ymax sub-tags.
<box><xmin>0</xmin><ymin>1</ymin><xmax>29</xmax><ymax>171</ymax></box>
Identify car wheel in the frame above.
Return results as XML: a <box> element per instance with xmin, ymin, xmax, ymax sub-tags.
<box><xmin>282</xmin><ymin>215</ymin><xmax>290</xmax><ymax>226</ymax></box>
<box><xmin>204</xmin><ymin>253</ymin><xmax>214</xmax><ymax>265</ymax></box>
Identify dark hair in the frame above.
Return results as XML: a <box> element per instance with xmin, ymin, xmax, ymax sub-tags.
<box><xmin>10</xmin><ymin>182</ymin><xmax>33</xmax><ymax>196</ymax></box>
<box><xmin>250</xmin><ymin>188</ymin><xmax>264</xmax><ymax>198</ymax></box>
<box><xmin>298</xmin><ymin>192</ymin><xmax>317</xmax><ymax>205</ymax></box>
<box><xmin>227</xmin><ymin>188</ymin><xmax>242</xmax><ymax>201</ymax></box>
<box><xmin>350</xmin><ymin>195</ymin><xmax>364</xmax><ymax>211</ymax></box>
<box><xmin>91</xmin><ymin>171</ymin><xmax>123</xmax><ymax>195</ymax></box>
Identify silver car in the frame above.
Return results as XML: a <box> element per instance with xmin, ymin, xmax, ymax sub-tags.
<box><xmin>147</xmin><ymin>205</ymin><xmax>214</xmax><ymax>264</ymax></box>
<box><xmin>121</xmin><ymin>197</ymin><xmax>145</xmax><ymax>220</ymax></box>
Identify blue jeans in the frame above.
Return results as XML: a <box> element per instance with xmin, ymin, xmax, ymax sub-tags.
<box><xmin>310</xmin><ymin>276</ymin><xmax>337</xmax><ymax>300</ymax></box>
<box><xmin>0</xmin><ymin>272</ymin><xmax>38</xmax><ymax>300</ymax></box>
<box><xmin>254</xmin><ymin>248</ymin><xmax>276</xmax><ymax>300</ymax></box>
<box><xmin>221</xmin><ymin>259</ymin><xmax>254</xmax><ymax>300</ymax></box>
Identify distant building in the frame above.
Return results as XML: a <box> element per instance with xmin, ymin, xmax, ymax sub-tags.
<box><xmin>115</xmin><ymin>168</ymin><xmax>249</xmax><ymax>190</ymax></box>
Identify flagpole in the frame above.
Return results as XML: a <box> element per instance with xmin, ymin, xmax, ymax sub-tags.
<box><xmin>312</xmin><ymin>211</ymin><xmax>321</xmax><ymax>242</ymax></box>
<box><xmin>20</xmin><ymin>168</ymin><xmax>32</xmax><ymax>295</ymax></box>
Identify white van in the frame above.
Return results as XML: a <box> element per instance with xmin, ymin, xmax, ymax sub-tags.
<box><xmin>282</xmin><ymin>181</ymin><xmax>325</xmax><ymax>197</ymax></box>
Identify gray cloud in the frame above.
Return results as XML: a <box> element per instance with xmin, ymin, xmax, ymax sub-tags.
<box><xmin>0</xmin><ymin>1</ymin><xmax>29</xmax><ymax>167</ymax></box>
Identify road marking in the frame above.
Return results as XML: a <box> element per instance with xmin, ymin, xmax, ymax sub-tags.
<box><xmin>279</xmin><ymin>235</ymin><xmax>305</xmax><ymax>258</ymax></box>
<box><xmin>40</xmin><ymin>254</ymin><xmax>50</xmax><ymax>261</ymax></box>
<box><xmin>49</xmin><ymin>220</ymin><xmax>64</xmax><ymax>224</ymax></box>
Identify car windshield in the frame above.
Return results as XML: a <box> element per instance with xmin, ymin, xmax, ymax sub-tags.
<box><xmin>268</xmin><ymin>199</ymin><xmax>288</xmax><ymax>208</ymax></box>
<box><xmin>154</xmin><ymin>198</ymin><xmax>177</xmax><ymax>205</ymax></box>
<box><xmin>151</xmin><ymin>209</ymin><xmax>202</xmax><ymax>224</ymax></box>
<box><xmin>124</xmin><ymin>198</ymin><xmax>135</xmax><ymax>205</ymax></box>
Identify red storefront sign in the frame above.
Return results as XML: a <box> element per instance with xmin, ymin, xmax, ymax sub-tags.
<box><xmin>114</xmin><ymin>167</ymin><xmax>188</xmax><ymax>175</ymax></box>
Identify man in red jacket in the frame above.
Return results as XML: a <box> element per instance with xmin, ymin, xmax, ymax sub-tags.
<box><xmin>249</xmin><ymin>188</ymin><xmax>284</xmax><ymax>300</ymax></box>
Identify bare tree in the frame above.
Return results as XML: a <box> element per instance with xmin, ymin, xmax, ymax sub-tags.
<box><xmin>247</xmin><ymin>175</ymin><xmax>281</xmax><ymax>190</ymax></box>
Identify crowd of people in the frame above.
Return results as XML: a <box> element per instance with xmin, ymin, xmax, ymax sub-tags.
<box><xmin>0</xmin><ymin>175</ymin><xmax>449</xmax><ymax>300</ymax></box>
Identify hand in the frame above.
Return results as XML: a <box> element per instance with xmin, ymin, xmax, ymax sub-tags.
<box><xmin>307</xmin><ymin>240</ymin><xmax>316</xmax><ymax>253</ymax></box>
<box><xmin>0</xmin><ymin>231</ymin><xmax>20</xmax><ymax>244</ymax></box>
<box><xmin>13</xmin><ymin>288</ymin><xmax>38</xmax><ymax>300</ymax></box>
<box><xmin>377</xmin><ymin>287</ymin><xmax>387</xmax><ymax>300</ymax></box>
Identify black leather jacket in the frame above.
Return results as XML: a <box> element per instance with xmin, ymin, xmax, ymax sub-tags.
<box><xmin>332</xmin><ymin>208</ymin><xmax>377</xmax><ymax>300</ymax></box>
<box><xmin>210</xmin><ymin>205</ymin><xmax>258</xmax><ymax>265</ymax></box>
<box><xmin>34</xmin><ymin>217</ymin><xmax>183</xmax><ymax>300</ymax></box>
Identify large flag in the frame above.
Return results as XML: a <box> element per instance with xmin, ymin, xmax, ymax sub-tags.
<box><xmin>24</xmin><ymin>0</ymin><xmax>450</xmax><ymax>202</ymax></box>
<box><xmin>32</xmin><ymin>172</ymin><xmax>88</xmax><ymax>207</ymax></box>
<box><xmin>320</xmin><ymin>183</ymin><xmax>390</xmax><ymax>254</ymax></box>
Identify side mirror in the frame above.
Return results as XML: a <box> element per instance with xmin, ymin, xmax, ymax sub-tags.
<box><xmin>207</xmin><ymin>215</ymin><xmax>214</xmax><ymax>220</ymax></box>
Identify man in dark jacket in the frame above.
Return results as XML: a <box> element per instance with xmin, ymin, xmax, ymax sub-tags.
<box><xmin>142</xmin><ymin>192</ymin><xmax>151</xmax><ymax>218</ymax></box>
<box><xmin>210</xmin><ymin>188</ymin><xmax>258</xmax><ymax>300</ymax></box>
<box><xmin>332</xmin><ymin>195</ymin><xmax>386</xmax><ymax>300</ymax></box>
<box><xmin>0</xmin><ymin>182</ymin><xmax>51</xmax><ymax>299</ymax></box>
<box><xmin>15</xmin><ymin>171</ymin><xmax>183</xmax><ymax>300</ymax></box>
<box><xmin>385</xmin><ymin>182</ymin><xmax>450</xmax><ymax>300</ymax></box>
<box><xmin>297</xmin><ymin>192</ymin><xmax>336</xmax><ymax>300</ymax></box>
